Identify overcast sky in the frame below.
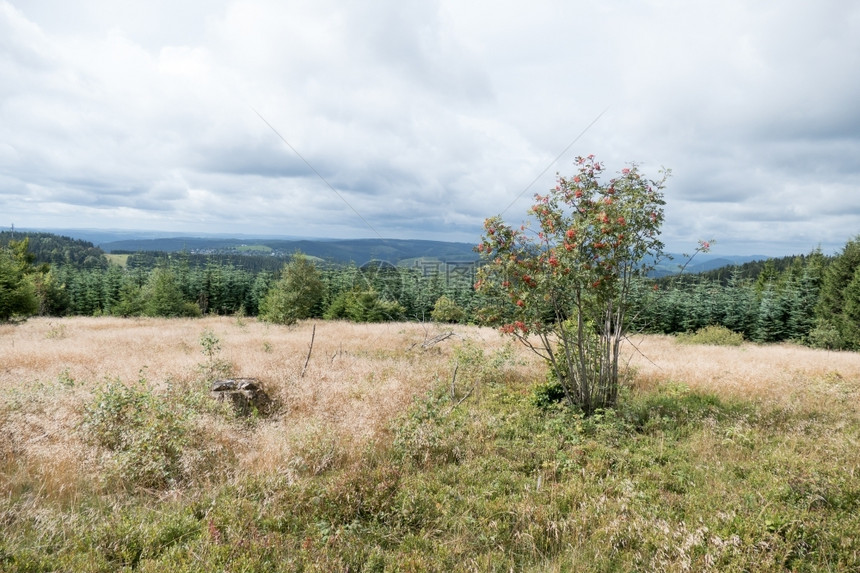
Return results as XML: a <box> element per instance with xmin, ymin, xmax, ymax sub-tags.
<box><xmin>2</xmin><ymin>0</ymin><xmax>859</xmax><ymax>256</ymax></box>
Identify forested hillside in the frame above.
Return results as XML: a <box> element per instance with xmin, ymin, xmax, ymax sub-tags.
<box><xmin>122</xmin><ymin>251</ymin><xmax>288</xmax><ymax>274</ymax></box>
<box><xmin>680</xmin><ymin>252</ymin><xmax>824</xmax><ymax>285</ymax></box>
<box><xmin>0</xmin><ymin>231</ymin><xmax>107</xmax><ymax>269</ymax></box>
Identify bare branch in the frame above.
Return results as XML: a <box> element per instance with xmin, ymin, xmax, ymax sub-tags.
<box><xmin>300</xmin><ymin>323</ymin><xmax>316</xmax><ymax>378</ymax></box>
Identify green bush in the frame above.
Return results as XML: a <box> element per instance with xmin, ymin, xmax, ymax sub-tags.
<box><xmin>324</xmin><ymin>289</ymin><xmax>405</xmax><ymax>322</ymax></box>
<box><xmin>808</xmin><ymin>320</ymin><xmax>843</xmax><ymax>350</ymax></box>
<box><xmin>81</xmin><ymin>375</ymin><xmax>195</xmax><ymax>489</ymax></box>
<box><xmin>677</xmin><ymin>324</ymin><xmax>744</xmax><ymax>346</ymax></box>
<box><xmin>531</xmin><ymin>377</ymin><xmax>567</xmax><ymax>410</ymax></box>
<box><xmin>430</xmin><ymin>295</ymin><xmax>465</xmax><ymax>323</ymax></box>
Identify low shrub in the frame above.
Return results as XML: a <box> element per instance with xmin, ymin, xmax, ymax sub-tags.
<box><xmin>622</xmin><ymin>382</ymin><xmax>751</xmax><ymax>435</ymax></box>
<box><xmin>324</xmin><ymin>289</ymin><xmax>405</xmax><ymax>322</ymax></box>
<box><xmin>677</xmin><ymin>324</ymin><xmax>744</xmax><ymax>346</ymax></box>
<box><xmin>80</xmin><ymin>374</ymin><xmax>195</xmax><ymax>489</ymax></box>
<box><xmin>431</xmin><ymin>295</ymin><xmax>466</xmax><ymax>323</ymax></box>
<box><xmin>197</xmin><ymin>329</ymin><xmax>234</xmax><ymax>383</ymax></box>
<box><xmin>393</xmin><ymin>389</ymin><xmax>464</xmax><ymax>468</ymax></box>
<box><xmin>807</xmin><ymin>321</ymin><xmax>843</xmax><ymax>350</ymax></box>
<box><xmin>530</xmin><ymin>377</ymin><xmax>566</xmax><ymax>410</ymax></box>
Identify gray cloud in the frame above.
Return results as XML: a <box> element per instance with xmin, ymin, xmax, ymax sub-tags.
<box><xmin>1</xmin><ymin>0</ymin><xmax>859</xmax><ymax>256</ymax></box>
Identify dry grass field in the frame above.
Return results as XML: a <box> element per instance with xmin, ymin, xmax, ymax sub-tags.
<box><xmin>0</xmin><ymin>317</ymin><xmax>525</xmax><ymax>492</ymax></box>
<box><xmin>2</xmin><ymin>316</ymin><xmax>860</xmax><ymax>571</ymax></box>
<box><xmin>628</xmin><ymin>333</ymin><xmax>860</xmax><ymax>414</ymax></box>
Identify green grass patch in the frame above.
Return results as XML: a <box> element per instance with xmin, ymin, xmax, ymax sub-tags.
<box><xmin>105</xmin><ymin>253</ymin><xmax>130</xmax><ymax>267</ymax></box>
<box><xmin>236</xmin><ymin>244</ymin><xmax>272</xmax><ymax>253</ymax></box>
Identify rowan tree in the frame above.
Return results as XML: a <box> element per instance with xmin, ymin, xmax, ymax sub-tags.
<box><xmin>475</xmin><ymin>156</ymin><xmax>667</xmax><ymax>414</ymax></box>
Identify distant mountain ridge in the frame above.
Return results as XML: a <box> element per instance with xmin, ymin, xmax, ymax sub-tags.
<box><xmin>15</xmin><ymin>227</ymin><xmax>773</xmax><ymax>272</ymax></box>
<box><xmin>99</xmin><ymin>237</ymin><xmax>481</xmax><ymax>266</ymax></box>
<box><xmin>647</xmin><ymin>254</ymin><xmax>772</xmax><ymax>278</ymax></box>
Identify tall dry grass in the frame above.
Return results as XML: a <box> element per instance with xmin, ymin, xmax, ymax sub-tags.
<box><xmin>0</xmin><ymin>316</ymin><xmax>517</xmax><ymax>497</ymax></box>
<box><xmin>623</xmin><ymin>334</ymin><xmax>860</xmax><ymax>415</ymax></box>
<box><xmin>2</xmin><ymin>317</ymin><xmax>858</xmax><ymax>502</ymax></box>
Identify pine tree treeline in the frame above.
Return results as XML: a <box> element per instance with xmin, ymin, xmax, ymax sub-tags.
<box><xmin>676</xmin><ymin>252</ymin><xmax>823</xmax><ymax>286</ymax></box>
<box><xmin>30</xmin><ymin>253</ymin><xmax>481</xmax><ymax>323</ymax></box>
<box><xmin>122</xmin><ymin>250</ymin><xmax>286</xmax><ymax>274</ymax></box>
<box><xmin>3</xmin><ymin>231</ymin><xmax>860</xmax><ymax>351</ymax></box>
<box><xmin>630</xmin><ymin>246</ymin><xmax>841</xmax><ymax>346</ymax></box>
<box><xmin>631</xmin><ymin>264</ymin><xmax>819</xmax><ymax>343</ymax></box>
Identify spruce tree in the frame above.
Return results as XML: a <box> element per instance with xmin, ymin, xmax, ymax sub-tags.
<box><xmin>141</xmin><ymin>267</ymin><xmax>200</xmax><ymax>318</ymax></box>
<box><xmin>722</xmin><ymin>268</ymin><xmax>756</xmax><ymax>337</ymax></box>
<box><xmin>815</xmin><ymin>237</ymin><xmax>860</xmax><ymax>349</ymax></box>
<box><xmin>839</xmin><ymin>266</ymin><xmax>860</xmax><ymax>349</ymax></box>
<box><xmin>754</xmin><ymin>285</ymin><xmax>788</xmax><ymax>343</ymax></box>
<box><xmin>785</xmin><ymin>265</ymin><xmax>821</xmax><ymax>341</ymax></box>
<box><xmin>0</xmin><ymin>238</ymin><xmax>39</xmax><ymax>321</ymax></box>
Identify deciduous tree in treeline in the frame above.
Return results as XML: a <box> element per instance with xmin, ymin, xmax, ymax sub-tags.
<box><xmin>259</xmin><ymin>253</ymin><xmax>324</xmax><ymax>325</ymax></box>
<box><xmin>431</xmin><ymin>294</ymin><xmax>466</xmax><ymax>323</ymax></box>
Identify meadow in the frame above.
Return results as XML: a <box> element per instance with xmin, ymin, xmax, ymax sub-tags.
<box><xmin>1</xmin><ymin>317</ymin><xmax>859</xmax><ymax>571</ymax></box>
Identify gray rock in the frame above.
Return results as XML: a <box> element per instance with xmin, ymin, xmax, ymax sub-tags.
<box><xmin>210</xmin><ymin>377</ymin><xmax>273</xmax><ymax>417</ymax></box>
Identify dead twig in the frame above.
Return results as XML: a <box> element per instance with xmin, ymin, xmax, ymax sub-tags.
<box><xmin>449</xmin><ymin>383</ymin><xmax>476</xmax><ymax>413</ymax></box>
<box><xmin>410</xmin><ymin>330</ymin><xmax>456</xmax><ymax>350</ymax></box>
<box><xmin>301</xmin><ymin>324</ymin><xmax>316</xmax><ymax>378</ymax></box>
<box><xmin>446</xmin><ymin>361</ymin><xmax>476</xmax><ymax>413</ymax></box>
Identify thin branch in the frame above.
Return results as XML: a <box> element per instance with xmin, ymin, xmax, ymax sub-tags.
<box><xmin>514</xmin><ymin>331</ymin><xmax>552</xmax><ymax>361</ymax></box>
<box><xmin>444</xmin><ymin>361</ymin><xmax>476</xmax><ymax>414</ymax></box>
<box><xmin>413</xmin><ymin>330</ymin><xmax>457</xmax><ymax>350</ymax></box>
<box><xmin>450</xmin><ymin>383</ymin><xmax>476</xmax><ymax>410</ymax></box>
<box><xmin>621</xmin><ymin>332</ymin><xmax>664</xmax><ymax>371</ymax></box>
<box><xmin>300</xmin><ymin>323</ymin><xmax>316</xmax><ymax>378</ymax></box>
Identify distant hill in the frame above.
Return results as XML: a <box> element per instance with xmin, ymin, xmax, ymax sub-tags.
<box><xmin>21</xmin><ymin>228</ymin><xmax>310</xmax><ymax>246</ymax></box>
<box><xmin>13</xmin><ymin>228</ymin><xmax>793</xmax><ymax>277</ymax></box>
<box><xmin>0</xmin><ymin>231</ymin><xmax>107</xmax><ymax>268</ymax></box>
<box><xmin>648</xmin><ymin>254</ymin><xmax>771</xmax><ymax>278</ymax></box>
<box><xmin>99</xmin><ymin>237</ymin><xmax>480</xmax><ymax>266</ymax></box>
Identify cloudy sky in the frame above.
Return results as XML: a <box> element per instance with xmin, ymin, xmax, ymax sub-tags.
<box><xmin>2</xmin><ymin>0</ymin><xmax>859</xmax><ymax>256</ymax></box>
